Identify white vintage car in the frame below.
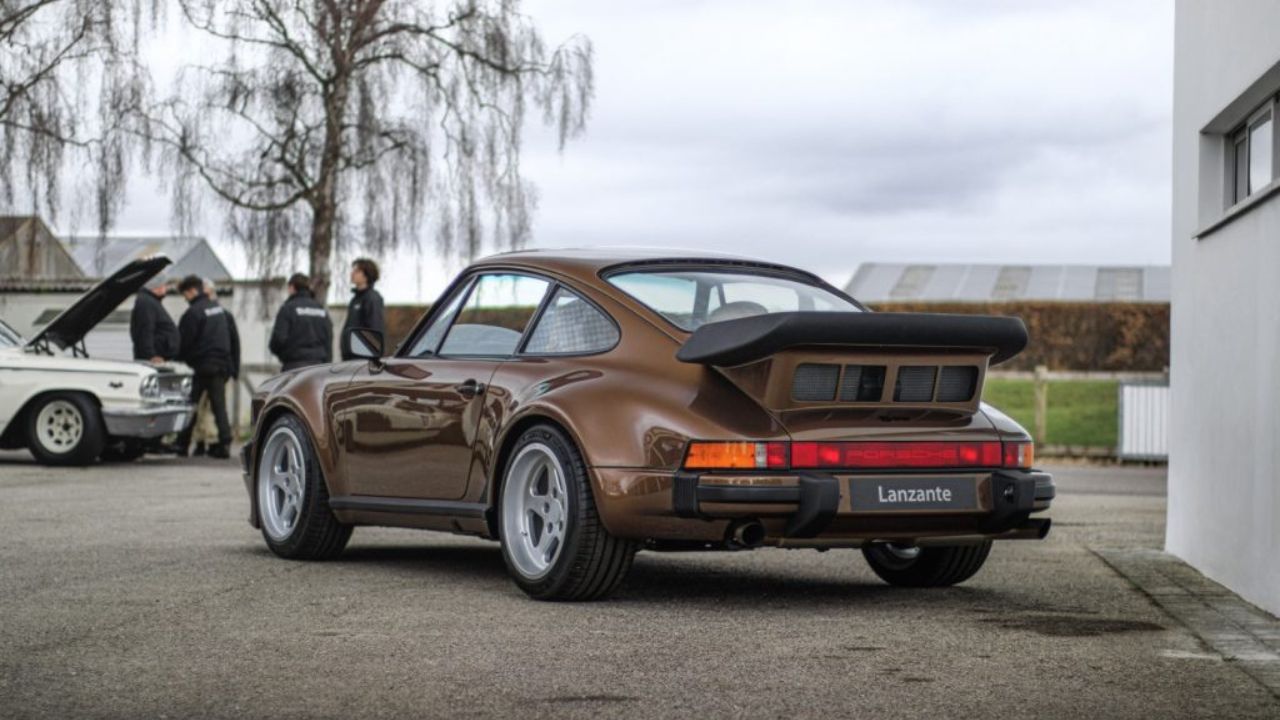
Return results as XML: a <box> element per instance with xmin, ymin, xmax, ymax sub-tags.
<box><xmin>0</xmin><ymin>256</ymin><xmax>194</xmax><ymax>466</ymax></box>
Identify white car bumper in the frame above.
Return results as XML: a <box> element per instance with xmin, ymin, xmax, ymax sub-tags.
<box><xmin>102</xmin><ymin>404</ymin><xmax>193</xmax><ymax>438</ymax></box>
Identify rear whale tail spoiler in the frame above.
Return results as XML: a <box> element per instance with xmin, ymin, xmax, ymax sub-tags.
<box><xmin>675</xmin><ymin>312</ymin><xmax>1029</xmax><ymax>367</ymax></box>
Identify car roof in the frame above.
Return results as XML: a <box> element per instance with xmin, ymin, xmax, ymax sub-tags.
<box><xmin>469</xmin><ymin>247</ymin><xmax>823</xmax><ymax>283</ymax></box>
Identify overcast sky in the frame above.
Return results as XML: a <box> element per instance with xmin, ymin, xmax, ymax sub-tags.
<box><xmin>84</xmin><ymin>0</ymin><xmax>1173</xmax><ymax>304</ymax></box>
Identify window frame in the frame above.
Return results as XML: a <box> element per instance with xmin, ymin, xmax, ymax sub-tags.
<box><xmin>516</xmin><ymin>284</ymin><xmax>621</xmax><ymax>358</ymax></box>
<box><xmin>398</xmin><ymin>268</ymin><xmax>621</xmax><ymax>361</ymax></box>
<box><xmin>1225</xmin><ymin>98</ymin><xmax>1278</xmax><ymax>209</ymax></box>
<box><xmin>432</xmin><ymin>271</ymin><xmax>554</xmax><ymax>360</ymax></box>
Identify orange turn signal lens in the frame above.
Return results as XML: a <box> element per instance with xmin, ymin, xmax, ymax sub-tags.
<box><xmin>684</xmin><ymin>441</ymin><xmax>789</xmax><ymax>470</ymax></box>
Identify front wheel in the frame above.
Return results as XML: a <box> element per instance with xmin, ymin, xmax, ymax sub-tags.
<box><xmin>25</xmin><ymin>393</ymin><xmax>105</xmax><ymax>466</ymax></box>
<box><xmin>256</xmin><ymin>414</ymin><xmax>351</xmax><ymax>560</ymax></box>
<box><xmin>862</xmin><ymin>541</ymin><xmax>992</xmax><ymax>587</ymax></box>
<box><xmin>499</xmin><ymin>425</ymin><xmax>638</xmax><ymax>601</ymax></box>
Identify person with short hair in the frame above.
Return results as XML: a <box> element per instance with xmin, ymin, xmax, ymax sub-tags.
<box><xmin>340</xmin><ymin>257</ymin><xmax>387</xmax><ymax>360</ymax></box>
<box><xmin>130</xmin><ymin>278</ymin><xmax>179</xmax><ymax>363</ymax></box>
<box><xmin>174</xmin><ymin>274</ymin><xmax>239</xmax><ymax>459</ymax></box>
<box><xmin>269</xmin><ymin>273</ymin><xmax>333</xmax><ymax>371</ymax></box>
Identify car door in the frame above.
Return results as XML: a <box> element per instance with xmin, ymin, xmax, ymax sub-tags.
<box><xmin>338</xmin><ymin>272</ymin><xmax>552</xmax><ymax>500</ymax></box>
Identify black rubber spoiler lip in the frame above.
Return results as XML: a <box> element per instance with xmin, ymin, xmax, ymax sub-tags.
<box><xmin>675</xmin><ymin>312</ymin><xmax>1029</xmax><ymax>367</ymax></box>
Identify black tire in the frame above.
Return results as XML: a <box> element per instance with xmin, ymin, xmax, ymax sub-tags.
<box><xmin>24</xmin><ymin>392</ymin><xmax>105</xmax><ymax>466</ymax></box>
<box><xmin>100</xmin><ymin>439</ymin><xmax>147</xmax><ymax>462</ymax></box>
<box><xmin>498</xmin><ymin>424</ymin><xmax>638</xmax><ymax>601</ymax></box>
<box><xmin>256</xmin><ymin>413</ymin><xmax>352</xmax><ymax>560</ymax></box>
<box><xmin>862</xmin><ymin>541</ymin><xmax>992</xmax><ymax>587</ymax></box>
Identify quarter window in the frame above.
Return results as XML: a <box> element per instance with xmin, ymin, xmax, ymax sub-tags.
<box><xmin>524</xmin><ymin>288</ymin><xmax>618</xmax><ymax>354</ymax></box>
<box><xmin>438</xmin><ymin>274</ymin><xmax>550</xmax><ymax>356</ymax></box>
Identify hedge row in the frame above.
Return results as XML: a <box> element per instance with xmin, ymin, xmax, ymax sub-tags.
<box><xmin>870</xmin><ymin>301</ymin><xmax>1170</xmax><ymax>372</ymax></box>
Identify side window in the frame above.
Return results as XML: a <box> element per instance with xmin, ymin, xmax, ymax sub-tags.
<box><xmin>438</xmin><ymin>274</ymin><xmax>550</xmax><ymax>356</ymax></box>
<box><xmin>407</xmin><ymin>278</ymin><xmax>473</xmax><ymax>357</ymax></box>
<box><xmin>524</xmin><ymin>288</ymin><xmax>619</xmax><ymax>355</ymax></box>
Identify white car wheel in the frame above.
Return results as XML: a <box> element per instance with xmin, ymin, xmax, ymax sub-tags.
<box><xmin>34</xmin><ymin>399</ymin><xmax>84</xmax><ymax>454</ymax></box>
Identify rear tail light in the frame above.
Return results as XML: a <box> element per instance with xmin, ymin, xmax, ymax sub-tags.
<box><xmin>1003</xmin><ymin>441</ymin><xmax>1034</xmax><ymax>469</ymax></box>
<box><xmin>683</xmin><ymin>441</ymin><xmax>790</xmax><ymax>470</ymax></box>
<box><xmin>683</xmin><ymin>440</ymin><xmax>1034</xmax><ymax>471</ymax></box>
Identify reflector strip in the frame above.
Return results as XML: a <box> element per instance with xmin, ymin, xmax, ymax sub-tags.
<box><xmin>790</xmin><ymin>441</ymin><xmax>1003</xmax><ymax>469</ymax></box>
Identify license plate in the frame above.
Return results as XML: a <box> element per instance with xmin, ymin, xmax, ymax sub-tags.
<box><xmin>849</xmin><ymin>477</ymin><xmax>979</xmax><ymax>512</ymax></box>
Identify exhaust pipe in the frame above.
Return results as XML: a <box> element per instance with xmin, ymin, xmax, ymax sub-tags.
<box><xmin>1020</xmin><ymin>517</ymin><xmax>1052</xmax><ymax>540</ymax></box>
<box><xmin>727</xmin><ymin>519</ymin><xmax>766</xmax><ymax>549</ymax></box>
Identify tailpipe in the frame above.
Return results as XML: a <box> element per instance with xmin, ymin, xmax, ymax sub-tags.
<box><xmin>1016</xmin><ymin>517</ymin><xmax>1052</xmax><ymax>540</ymax></box>
<box><xmin>726</xmin><ymin>519</ymin><xmax>766</xmax><ymax>549</ymax></box>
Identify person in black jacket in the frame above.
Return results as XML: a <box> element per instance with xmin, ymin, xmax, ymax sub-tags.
<box><xmin>269</xmin><ymin>273</ymin><xmax>333</xmax><ymax>371</ymax></box>
<box><xmin>340</xmin><ymin>257</ymin><xmax>386</xmax><ymax>360</ymax></box>
<box><xmin>130</xmin><ymin>279</ymin><xmax>179</xmax><ymax>363</ymax></box>
<box><xmin>174</xmin><ymin>275</ymin><xmax>239</xmax><ymax>459</ymax></box>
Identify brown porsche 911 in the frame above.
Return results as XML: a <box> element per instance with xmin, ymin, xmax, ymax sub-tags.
<box><xmin>242</xmin><ymin>249</ymin><xmax>1053</xmax><ymax>600</ymax></box>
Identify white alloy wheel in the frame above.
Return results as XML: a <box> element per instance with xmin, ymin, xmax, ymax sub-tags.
<box><xmin>258</xmin><ymin>425</ymin><xmax>307</xmax><ymax>541</ymax></box>
<box><xmin>34</xmin><ymin>399</ymin><xmax>84</xmax><ymax>454</ymax></box>
<box><xmin>501</xmin><ymin>442</ymin><xmax>570</xmax><ymax>580</ymax></box>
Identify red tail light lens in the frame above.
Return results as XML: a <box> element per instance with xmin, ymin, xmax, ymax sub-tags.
<box><xmin>684</xmin><ymin>440</ymin><xmax>1034</xmax><ymax>470</ymax></box>
<box><xmin>1003</xmin><ymin>441</ymin><xmax>1034</xmax><ymax>469</ymax></box>
<box><xmin>790</xmin><ymin>441</ymin><xmax>1003</xmax><ymax>469</ymax></box>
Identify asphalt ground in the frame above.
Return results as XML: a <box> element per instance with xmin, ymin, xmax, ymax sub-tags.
<box><xmin>0</xmin><ymin>452</ymin><xmax>1276</xmax><ymax>719</ymax></box>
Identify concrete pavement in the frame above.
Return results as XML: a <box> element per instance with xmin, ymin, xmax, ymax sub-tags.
<box><xmin>0</xmin><ymin>452</ymin><xmax>1276</xmax><ymax>719</ymax></box>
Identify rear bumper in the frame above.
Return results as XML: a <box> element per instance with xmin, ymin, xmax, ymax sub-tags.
<box><xmin>102</xmin><ymin>404</ymin><xmax>193</xmax><ymax>438</ymax></box>
<box><xmin>593</xmin><ymin>467</ymin><xmax>1054</xmax><ymax>545</ymax></box>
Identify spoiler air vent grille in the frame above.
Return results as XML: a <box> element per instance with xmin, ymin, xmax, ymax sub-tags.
<box><xmin>792</xmin><ymin>363</ymin><xmax>839</xmax><ymax>401</ymax></box>
<box><xmin>839</xmin><ymin>365</ymin><xmax>886</xmax><ymax>402</ymax></box>
<box><xmin>894</xmin><ymin>366</ymin><xmax>938</xmax><ymax>402</ymax></box>
<box><xmin>790</xmin><ymin>363</ymin><xmax>979</xmax><ymax>405</ymax></box>
<box><xmin>937</xmin><ymin>366</ymin><xmax>979</xmax><ymax>402</ymax></box>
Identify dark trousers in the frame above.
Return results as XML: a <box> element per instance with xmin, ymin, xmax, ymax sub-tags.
<box><xmin>178</xmin><ymin>373</ymin><xmax>231</xmax><ymax>448</ymax></box>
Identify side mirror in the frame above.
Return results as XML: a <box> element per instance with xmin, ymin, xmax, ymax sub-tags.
<box><xmin>346</xmin><ymin>327</ymin><xmax>384</xmax><ymax>360</ymax></box>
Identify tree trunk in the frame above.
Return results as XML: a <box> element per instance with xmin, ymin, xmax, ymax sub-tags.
<box><xmin>307</xmin><ymin>59</ymin><xmax>352</xmax><ymax>304</ymax></box>
<box><xmin>309</xmin><ymin>202</ymin><xmax>335</xmax><ymax>303</ymax></box>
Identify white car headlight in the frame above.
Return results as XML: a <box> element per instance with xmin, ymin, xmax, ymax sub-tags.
<box><xmin>140</xmin><ymin>375</ymin><xmax>160</xmax><ymax>399</ymax></box>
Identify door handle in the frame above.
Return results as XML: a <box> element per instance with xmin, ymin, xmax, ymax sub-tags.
<box><xmin>456</xmin><ymin>379</ymin><xmax>486</xmax><ymax>398</ymax></box>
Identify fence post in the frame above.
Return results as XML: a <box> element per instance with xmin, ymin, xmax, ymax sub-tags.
<box><xmin>1033</xmin><ymin>365</ymin><xmax>1049</xmax><ymax>445</ymax></box>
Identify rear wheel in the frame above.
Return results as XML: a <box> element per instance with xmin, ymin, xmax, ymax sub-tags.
<box><xmin>862</xmin><ymin>541</ymin><xmax>992</xmax><ymax>587</ymax></box>
<box><xmin>25</xmin><ymin>393</ymin><xmax>104</xmax><ymax>466</ymax></box>
<box><xmin>499</xmin><ymin>424</ymin><xmax>638</xmax><ymax>601</ymax></box>
<box><xmin>256</xmin><ymin>414</ymin><xmax>351</xmax><ymax>560</ymax></box>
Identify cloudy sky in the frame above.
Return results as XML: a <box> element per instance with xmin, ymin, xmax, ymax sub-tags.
<box><xmin>93</xmin><ymin>0</ymin><xmax>1173</xmax><ymax>303</ymax></box>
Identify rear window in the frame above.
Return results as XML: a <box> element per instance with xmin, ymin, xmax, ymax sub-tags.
<box><xmin>607</xmin><ymin>269</ymin><xmax>859</xmax><ymax>331</ymax></box>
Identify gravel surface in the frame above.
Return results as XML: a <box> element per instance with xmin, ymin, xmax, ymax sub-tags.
<box><xmin>1</xmin><ymin>453</ymin><xmax>1275</xmax><ymax>719</ymax></box>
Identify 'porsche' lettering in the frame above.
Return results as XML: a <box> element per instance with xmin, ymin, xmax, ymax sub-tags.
<box><xmin>877</xmin><ymin>485</ymin><xmax>953</xmax><ymax>503</ymax></box>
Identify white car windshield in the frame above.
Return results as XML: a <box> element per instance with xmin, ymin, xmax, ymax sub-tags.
<box><xmin>0</xmin><ymin>319</ymin><xmax>23</xmax><ymax>348</ymax></box>
<box><xmin>608</xmin><ymin>268</ymin><xmax>860</xmax><ymax>331</ymax></box>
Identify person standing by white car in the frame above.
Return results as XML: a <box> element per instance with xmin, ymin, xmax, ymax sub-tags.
<box><xmin>174</xmin><ymin>275</ymin><xmax>239</xmax><ymax>459</ymax></box>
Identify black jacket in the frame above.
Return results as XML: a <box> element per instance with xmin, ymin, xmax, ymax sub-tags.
<box><xmin>178</xmin><ymin>294</ymin><xmax>241</xmax><ymax>377</ymax></box>
<box><xmin>130</xmin><ymin>290</ymin><xmax>180</xmax><ymax>361</ymax></box>
<box><xmin>269</xmin><ymin>290</ymin><xmax>333</xmax><ymax>368</ymax></box>
<box><xmin>340</xmin><ymin>286</ymin><xmax>386</xmax><ymax>359</ymax></box>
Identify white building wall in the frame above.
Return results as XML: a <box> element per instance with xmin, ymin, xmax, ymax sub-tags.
<box><xmin>1170</xmin><ymin>0</ymin><xmax>1280</xmax><ymax>616</ymax></box>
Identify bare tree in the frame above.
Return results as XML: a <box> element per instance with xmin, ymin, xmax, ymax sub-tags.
<box><xmin>140</xmin><ymin>0</ymin><xmax>593</xmax><ymax>300</ymax></box>
<box><xmin>0</xmin><ymin>0</ymin><xmax>150</xmax><ymax>233</ymax></box>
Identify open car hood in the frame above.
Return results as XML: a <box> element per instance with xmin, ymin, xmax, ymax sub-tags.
<box><xmin>27</xmin><ymin>255</ymin><xmax>172</xmax><ymax>352</ymax></box>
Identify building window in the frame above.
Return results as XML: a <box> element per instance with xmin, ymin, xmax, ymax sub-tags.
<box><xmin>1227</xmin><ymin>101</ymin><xmax>1276</xmax><ymax>206</ymax></box>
